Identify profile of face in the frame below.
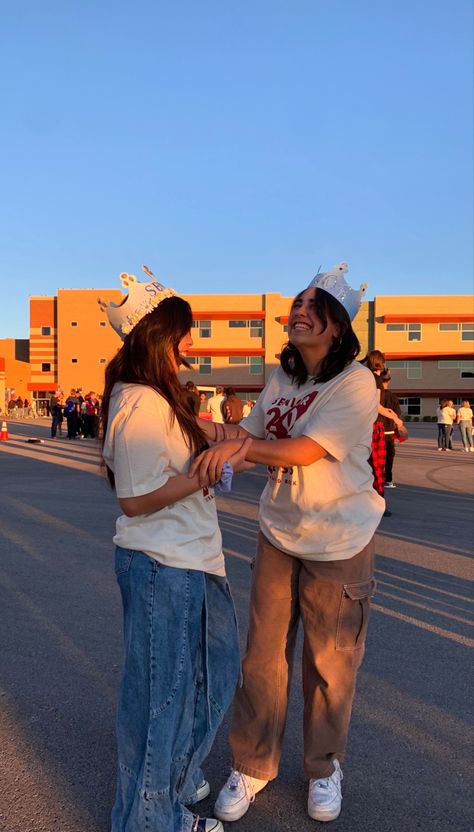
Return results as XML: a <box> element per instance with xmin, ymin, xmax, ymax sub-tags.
<box><xmin>288</xmin><ymin>288</ymin><xmax>340</xmax><ymax>356</ymax></box>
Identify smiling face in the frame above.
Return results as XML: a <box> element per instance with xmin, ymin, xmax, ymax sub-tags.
<box><xmin>288</xmin><ymin>288</ymin><xmax>340</xmax><ymax>362</ymax></box>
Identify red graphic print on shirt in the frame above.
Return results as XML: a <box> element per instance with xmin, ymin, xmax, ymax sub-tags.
<box><xmin>265</xmin><ymin>391</ymin><xmax>318</xmax><ymax>439</ymax></box>
<box><xmin>265</xmin><ymin>390</ymin><xmax>318</xmax><ymax>487</ymax></box>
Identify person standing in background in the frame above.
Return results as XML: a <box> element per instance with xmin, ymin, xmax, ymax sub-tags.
<box><xmin>436</xmin><ymin>399</ymin><xmax>450</xmax><ymax>451</ymax></box>
<box><xmin>184</xmin><ymin>380</ymin><xmax>201</xmax><ymax>415</ymax></box>
<box><xmin>457</xmin><ymin>400</ymin><xmax>474</xmax><ymax>452</ymax></box>
<box><xmin>207</xmin><ymin>386</ymin><xmax>225</xmax><ymax>423</ymax></box>
<box><xmin>223</xmin><ymin>387</ymin><xmax>244</xmax><ymax>424</ymax></box>
<box><xmin>446</xmin><ymin>400</ymin><xmax>457</xmax><ymax>450</ymax></box>
<box><xmin>381</xmin><ymin>370</ymin><xmax>402</xmax><ymax>488</ymax></box>
<box><xmin>364</xmin><ymin>351</ymin><xmax>404</xmax><ymax>516</ymax></box>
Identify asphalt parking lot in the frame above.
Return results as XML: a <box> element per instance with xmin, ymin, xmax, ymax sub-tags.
<box><xmin>0</xmin><ymin>419</ymin><xmax>473</xmax><ymax>832</ymax></box>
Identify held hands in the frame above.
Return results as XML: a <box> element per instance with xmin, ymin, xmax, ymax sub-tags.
<box><xmin>386</xmin><ymin>408</ymin><xmax>403</xmax><ymax>429</ymax></box>
<box><xmin>189</xmin><ymin>437</ymin><xmax>253</xmax><ymax>487</ymax></box>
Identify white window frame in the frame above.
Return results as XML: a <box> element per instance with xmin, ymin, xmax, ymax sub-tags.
<box><xmin>188</xmin><ymin>356</ymin><xmax>212</xmax><ymax>374</ymax></box>
<box><xmin>385</xmin><ymin>322</ymin><xmax>422</xmax><ymax>342</ymax></box>
<box><xmin>398</xmin><ymin>397</ymin><xmax>421</xmax><ymax>416</ymax></box>
<box><xmin>227</xmin><ymin>356</ymin><xmax>263</xmax><ymax>374</ymax></box>
<box><xmin>385</xmin><ymin>360</ymin><xmax>422</xmax><ymax>378</ymax></box>
<box><xmin>228</xmin><ymin>319</ymin><xmax>263</xmax><ymax>337</ymax></box>
<box><xmin>438</xmin><ymin>322</ymin><xmax>474</xmax><ymax>340</ymax></box>
<box><xmin>192</xmin><ymin>320</ymin><xmax>212</xmax><ymax>338</ymax></box>
<box><xmin>438</xmin><ymin>359</ymin><xmax>474</xmax><ymax>378</ymax></box>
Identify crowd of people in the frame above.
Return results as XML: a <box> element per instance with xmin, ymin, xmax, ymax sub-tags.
<box><xmin>49</xmin><ymin>389</ymin><xmax>101</xmax><ymax>439</ymax></box>
<box><xmin>437</xmin><ymin>398</ymin><xmax>474</xmax><ymax>452</ymax></box>
<box><xmin>182</xmin><ymin>382</ymin><xmax>256</xmax><ymax>423</ymax></box>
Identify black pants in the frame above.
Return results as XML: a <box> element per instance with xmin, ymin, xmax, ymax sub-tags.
<box><xmin>384</xmin><ymin>435</ymin><xmax>395</xmax><ymax>482</ymax></box>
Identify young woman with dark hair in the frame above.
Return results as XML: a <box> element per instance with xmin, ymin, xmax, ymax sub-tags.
<box><xmin>189</xmin><ymin>265</ymin><xmax>385</xmax><ymax>824</ymax></box>
<box><xmin>101</xmin><ymin>293</ymin><xmax>244</xmax><ymax>832</ymax></box>
<box><xmin>364</xmin><ymin>350</ymin><xmax>404</xmax><ymax>505</ymax></box>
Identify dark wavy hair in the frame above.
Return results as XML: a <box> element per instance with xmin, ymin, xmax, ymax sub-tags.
<box><xmin>280</xmin><ymin>287</ymin><xmax>360</xmax><ymax>386</ymax></box>
<box><xmin>101</xmin><ymin>296</ymin><xmax>207</xmax><ymax>489</ymax></box>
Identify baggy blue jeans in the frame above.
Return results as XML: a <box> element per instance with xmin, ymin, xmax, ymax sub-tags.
<box><xmin>111</xmin><ymin>547</ymin><xmax>241</xmax><ymax>832</ymax></box>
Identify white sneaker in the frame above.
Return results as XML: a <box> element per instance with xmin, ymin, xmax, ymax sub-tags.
<box><xmin>308</xmin><ymin>759</ymin><xmax>343</xmax><ymax>822</ymax></box>
<box><xmin>384</xmin><ymin>481</ymin><xmax>396</xmax><ymax>488</ymax></box>
<box><xmin>214</xmin><ymin>770</ymin><xmax>268</xmax><ymax>821</ymax></box>
<box><xmin>470</xmin><ymin>447</ymin><xmax>474</xmax><ymax>452</ymax></box>
<box><xmin>191</xmin><ymin>816</ymin><xmax>223</xmax><ymax>832</ymax></box>
<box><xmin>185</xmin><ymin>779</ymin><xmax>211</xmax><ymax>804</ymax></box>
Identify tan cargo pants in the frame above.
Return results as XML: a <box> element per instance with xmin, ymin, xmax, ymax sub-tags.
<box><xmin>230</xmin><ymin>532</ymin><xmax>375</xmax><ymax>780</ymax></box>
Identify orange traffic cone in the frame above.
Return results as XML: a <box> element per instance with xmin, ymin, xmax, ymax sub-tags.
<box><xmin>0</xmin><ymin>420</ymin><xmax>8</xmax><ymax>441</ymax></box>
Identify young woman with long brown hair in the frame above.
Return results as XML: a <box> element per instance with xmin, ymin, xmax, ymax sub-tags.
<box><xmin>189</xmin><ymin>263</ymin><xmax>385</xmax><ymax>825</ymax></box>
<box><xmin>100</xmin><ymin>281</ymin><xmax>244</xmax><ymax>832</ymax></box>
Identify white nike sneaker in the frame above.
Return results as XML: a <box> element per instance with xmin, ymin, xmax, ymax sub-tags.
<box><xmin>214</xmin><ymin>770</ymin><xmax>268</xmax><ymax>821</ymax></box>
<box><xmin>307</xmin><ymin>759</ymin><xmax>343</xmax><ymax>822</ymax></box>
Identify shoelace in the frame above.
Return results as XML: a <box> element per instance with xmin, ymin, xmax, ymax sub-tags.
<box><xmin>228</xmin><ymin>770</ymin><xmax>256</xmax><ymax>804</ymax></box>
<box><xmin>312</xmin><ymin>763</ymin><xmax>343</xmax><ymax>796</ymax></box>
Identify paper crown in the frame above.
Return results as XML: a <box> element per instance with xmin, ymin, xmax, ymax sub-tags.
<box><xmin>98</xmin><ymin>266</ymin><xmax>177</xmax><ymax>339</ymax></box>
<box><xmin>307</xmin><ymin>262</ymin><xmax>368</xmax><ymax>321</ymax></box>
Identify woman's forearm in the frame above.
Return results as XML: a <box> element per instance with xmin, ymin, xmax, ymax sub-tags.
<box><xmin>119</xmin><ymin>473</ymin><xmax>206</xmax><ymax>517</ymax></box>
<box><xmin>197</xmin><ymin>418</ymin><xmax>250</xmax><ymax>442</ymax></box>
<box><xmin>245</xmin><ymin>436</ymin><xmax>327</xmax><ymax>467</ymax></box>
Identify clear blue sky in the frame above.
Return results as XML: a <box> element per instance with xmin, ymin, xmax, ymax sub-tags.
<box><xmin>0</xmin><ymin>0</ymin><xmax>472</xmax><ymax>338</ymax></box>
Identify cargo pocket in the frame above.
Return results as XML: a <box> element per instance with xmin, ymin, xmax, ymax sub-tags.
<box><xmin>336</xmin><ymin>578</ymin><xmax>376</xmax><ymax>651</ymax></box>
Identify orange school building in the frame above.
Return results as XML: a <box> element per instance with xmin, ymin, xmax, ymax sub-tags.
<box><xmin>21</xmin><ymin>288</ymin><xmax>474</xmax><ymax>418</ymax></box>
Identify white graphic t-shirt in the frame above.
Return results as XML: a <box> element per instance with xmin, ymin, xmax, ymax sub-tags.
<box><xmin>103</xmin><ymin>383</ymin><xmax>225</xmax><ymax>575</ymax></box>
<box><xmin>241</xmin><ymin>361</ymin><xmax>385</xmax><ymax>561</ymax></box>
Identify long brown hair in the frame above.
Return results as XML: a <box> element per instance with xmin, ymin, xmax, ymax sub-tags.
<box><xmin>101</xmin><ymin>296</ymin><xmax>207</xmax><ymax>489</ymax></box>
<box><xmin>280</xmin><ymin>287</ymin><xmax>360</xmax><ymax>385</ymax></box>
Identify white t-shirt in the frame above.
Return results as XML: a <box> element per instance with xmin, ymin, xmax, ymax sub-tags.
<box><xmin>437</xmin><ymin>406</ymin><xmax>455</xmax><ymax>425</ymax></box>
<box><xmin>207</xmin><ymin>393</ymin><xmax>225</xmax><ymax>423</ymax></box>
<box><xmin>458</xmin><ymin>406</ymin><xmax>473</xmax><ymax>422</ymax></box>
<box><xmin>240</xmin><ymin>362</ymin><xmax>384</xmax><ymax>561</ymax></box>
<box><xmin>103</xmin><ymin>383</ymin><xmax>225</xmax><ymax>575</ymax></box>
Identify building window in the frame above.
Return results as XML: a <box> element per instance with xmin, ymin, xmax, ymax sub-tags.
<box><xmin>250</xmin><ymin>356</ymin><xmax>263</xmax><ymax>374</ymax></box>
<box><xmin>192</xmin><ymin>320</ymin><xmax>212</xmax><ymax>338</ymax></box>
<box><xmin>71</xmin><ymin>358</ymin><xmax>78</xmax><ymax>363</ymax></box>
<box><xmin>188</xmin><ymin>356</ymin><xmax>211</xmax><ymax>374</ymax></box>
<box><xmin>406</xmin><ymin>360</ymin><xmax>422</xmax><ymax>378</ymax></box>
<box><xmin>407</xmin><ymin>323</ymin><xmax>421</xmax><ymax>341</ymax></box>
<box><xmin>41</xmin><ymin>326</ymin><xmax>51</xmax><ymax>336</ymax></box>
<box><xmin>71</xmin><ymin>321</ymin><xmax>78</xmax><ymax>327</ymax></box>
<box><xmin>250</xmin><ymin>320</ymin><xmax>263</xmax><ymax>338</ymax></box>
<box><xmin>228</xmin><ymin>356</ymin><xmax>263</xmax><ymax>374</ymax></box>
<box><xmin>438</xmin><ymin>359</ymin><xmax>474</xmax><ymax>378</ymax></box>
<box><xmin>99</xmin><ymin>321</ymin><xmax>106</xmax><ymax>327</ymax></box>
<box><xmin>385</xmin><ymin>360</ymin><xmax>422</xmax><ymax>378</ymax></box>
<box><xmin>99</xmin><ymin>358</ymin><xmax>106</xmax><ymax>364</ymax></box>
<box><xmin>228</xmin><ymin>319</ymin><xmax>263</xmax><ymax>337</ymax></box>
<box><xmin>283</xmin><ymin>324</ymin><xmax>288</xmax><ymax>333</ymax></box>
<box><xmin>438</xmin><ymin>322</ymin><xmax>474</xmax><ymax>340</ymax></box>
<box><xmin>386</xmin><ymin>322</ymin><xmax>421</xmax><ymax>341</ymax></box>
<box><xmin>399</xmin><ymin>397</ymin><xmax>421</xmax><ymax>416</ymax></box>
<box><xmin>41</xmin><ymin>362</ymin><xmax>51</xmax><ymax>372</ymax></box>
